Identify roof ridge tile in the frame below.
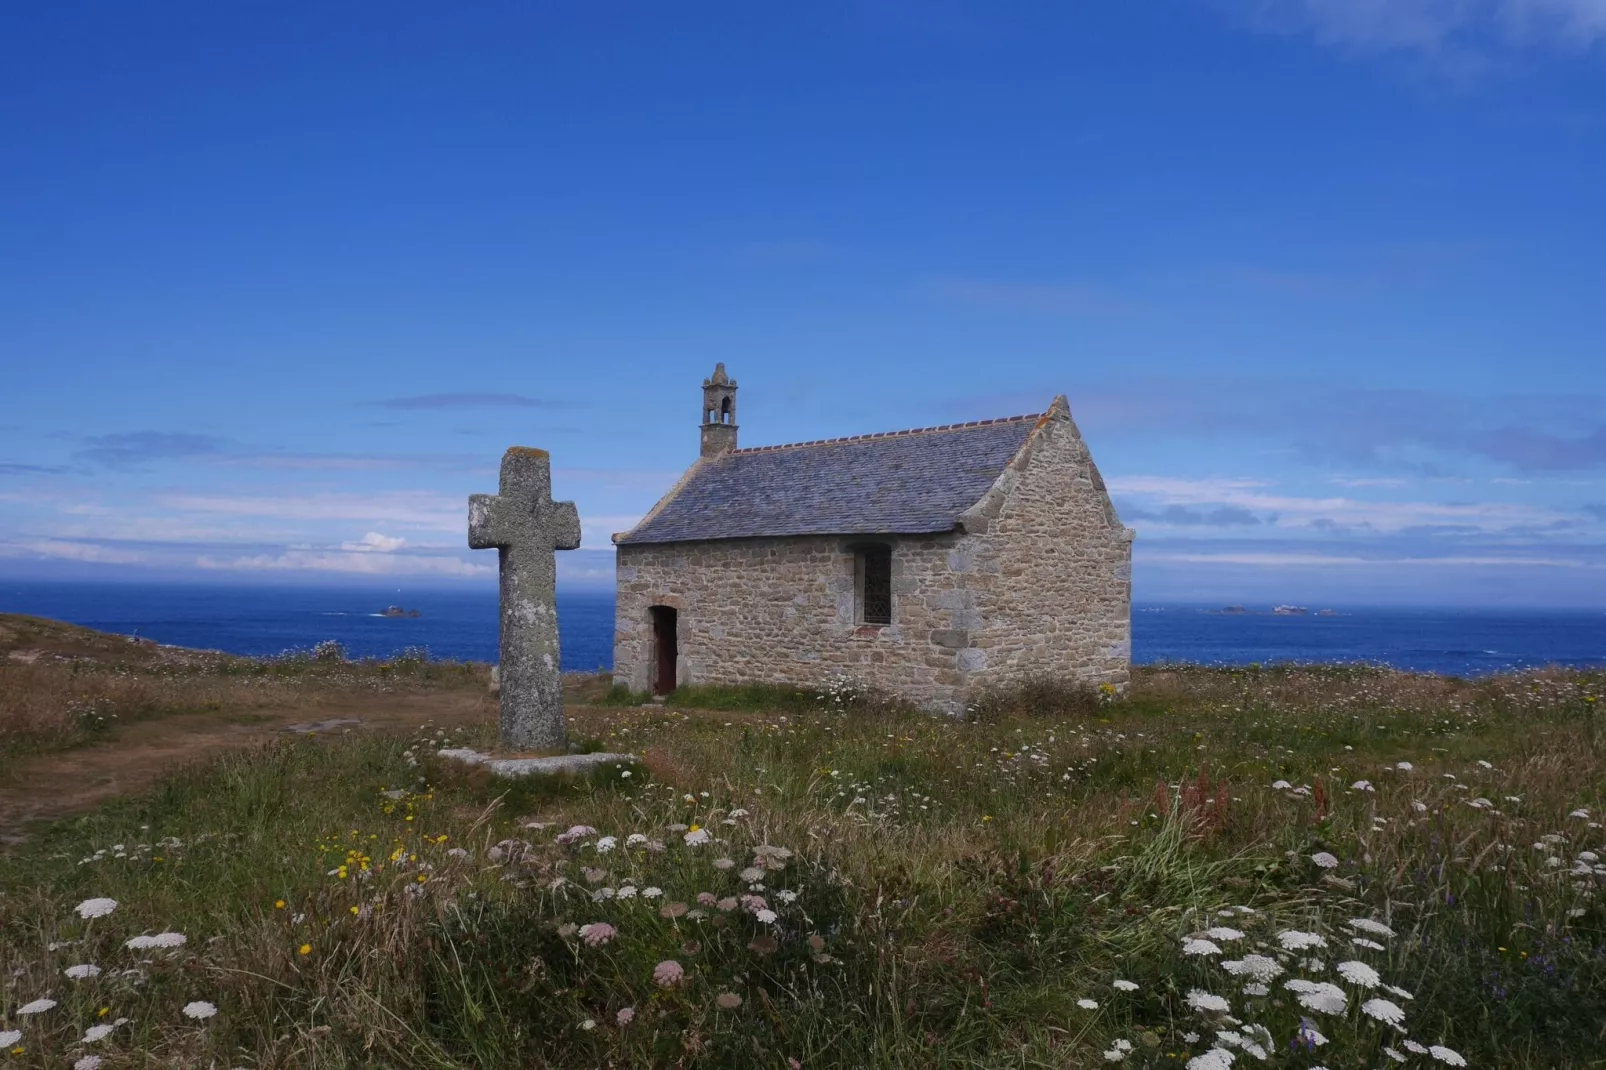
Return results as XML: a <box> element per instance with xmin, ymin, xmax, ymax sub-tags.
<box><xmin>730</xmin><ymin>411</ymin><xmax>1041</xmax><ymax>455</ymax></box>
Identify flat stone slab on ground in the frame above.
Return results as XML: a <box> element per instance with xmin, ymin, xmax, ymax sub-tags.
<box><xmin>285</xmin><ymin>718</ymin><xmax>363</xmax><ymax>734</ymax></box>
<box><xmin>437</xmin><ymin>747</ymin><xmax>636</xmax><ymax>778</ymax></box>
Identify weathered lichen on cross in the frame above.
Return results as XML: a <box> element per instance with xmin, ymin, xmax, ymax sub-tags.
<box><xmin>468</xmin><ymin>447</ymin><xmax>581</xmax><ymax>750</ymax></box>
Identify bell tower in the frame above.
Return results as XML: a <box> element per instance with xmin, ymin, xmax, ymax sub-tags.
<box><xmin>700</xmin><ymin>363</ymin><xmax>738</xmax><ymax>458</ymax></box>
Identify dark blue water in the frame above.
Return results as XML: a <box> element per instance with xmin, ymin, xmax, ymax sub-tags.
<box><xmin>3</xmin><ymin>581</ymin><xmax>1604</xmax><ymax>677</ymax></box>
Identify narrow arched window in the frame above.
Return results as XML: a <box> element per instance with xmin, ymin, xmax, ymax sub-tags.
<box><xmin>855</xmin><ymin>544</ymin><xmax>892</xmax><ymax>625</ymax></box>
<box><xmin>720</xmin><ymin>396</ymin><xmax>732</xmax><ymax>423</ymax></box>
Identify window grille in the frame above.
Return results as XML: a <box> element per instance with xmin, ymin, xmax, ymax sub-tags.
<box><xmin>859</xmin><ymin>545</ymin><xmax>892</xmax><ymax>625</ymax></box>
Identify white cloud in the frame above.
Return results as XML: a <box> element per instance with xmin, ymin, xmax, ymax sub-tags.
<box><xmin>340</xmin><ymin>532</ymin><xmax>406</xmax><ymax>553</ymax></box>
<box><xmin>156</xmin><ymin>491</ymin><xmax>465</xmax><ymax>532</ymax></box>
<box><xmin>0</xmin><ymin>539</ymin><xmax>148</xmax><ymax>564</ymax></box>
<box><xmin>581</xmin><ymin>514</ymin><xmax>645</xmax><ymax>548</ymax></box>
<box><xmin>1109</xmin><ymin>474</ymin><xmax>1573</xmax><ymax>532</ymax></box>
<box><xmin>1140</xmin><ymin>549</ymin><xmax>1605</xmax><ymax>568</ymax></box>
<box><xmin>1330</xmin><ymin>476</ymin><xmax>1410</xmax><ymax>488</ymax></box>
<box><xmin>1238</xmin><ymin>0</ymin><xmax>1606</xmax><ymax>54</ymax></box>
<box><xmin>196</xmin><ymin>549</ymin><xmax>491</xmax><ymax>578</ymax></box>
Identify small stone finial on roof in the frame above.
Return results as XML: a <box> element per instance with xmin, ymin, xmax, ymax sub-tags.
<box><xmin>705</xmin><ymin>362</ymin><xmax>733</xmax><ymax>388</ymax></box>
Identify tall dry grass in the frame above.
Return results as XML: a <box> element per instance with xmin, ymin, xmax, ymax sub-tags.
<box><xmin>0</xmin><ymin>663</ymin><xmax>1601</xmax><ymax>1067</ymax></box>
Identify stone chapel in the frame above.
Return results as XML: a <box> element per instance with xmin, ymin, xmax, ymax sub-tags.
<box><xmin>611</xmin><ymin>365</ymin><xmax>1134</xmax><ymax>713</ymax></box>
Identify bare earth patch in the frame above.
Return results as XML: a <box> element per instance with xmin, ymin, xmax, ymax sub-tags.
<box><xmin>0</xmin><ymin>690</ymin><xmax>494</xmax><ymax>844</ymax></box>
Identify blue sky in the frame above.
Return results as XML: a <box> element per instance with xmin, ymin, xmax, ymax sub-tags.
<box><xmin>3</xmin><ymin>1</ymin><xmax>1605</xmax><ymax>605</ymax></box>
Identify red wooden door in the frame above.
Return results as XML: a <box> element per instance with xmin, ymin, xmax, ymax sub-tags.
<box><xmin>652</xmin><ymin>607</ymin><xmax>677</xmax><ymax>693</ymax></box>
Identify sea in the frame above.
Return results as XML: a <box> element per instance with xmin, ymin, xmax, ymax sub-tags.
<box><xmin>3</xmin><ymin>580</ymin><xmax>1605</xmax><ymax>678</ymax></box>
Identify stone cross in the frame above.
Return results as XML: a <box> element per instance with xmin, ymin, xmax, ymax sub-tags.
<box><xmin>468</xmin><ymin>447</ymin><xmax>581</xmax><ymax>751</ymax></box>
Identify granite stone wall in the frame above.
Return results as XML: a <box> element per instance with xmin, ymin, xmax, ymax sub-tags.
<box><xmin>955</xmin><ymin>405</ymin><xmax>1133</xmax><ymax>692</ymax></box>
<box><xmin>613</xmin><ymin>404</ymin><xmax>1132</xmax><ymax>713</ymax></box>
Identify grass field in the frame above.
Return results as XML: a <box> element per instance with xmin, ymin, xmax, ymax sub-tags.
<box><xmin>1</xmin><ymin>629</ymin><xmax>1603</xmax><ymax>1068</ymax></box>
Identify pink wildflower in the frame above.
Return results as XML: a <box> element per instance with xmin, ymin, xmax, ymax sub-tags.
<box><xmin>653</xmin><ymin>959</ymin><xmax>685</xmax><ymax>986</ymax></box>
<box><xmin>579</xmin><ymin>922</ymin><xmax>617</xmax><ymax>947</ymax></box>
<box><xmin>697</xmin><ymin>892</ymin><xmax>718</xmax><ymax>907</ymax></box>
<box><xmin>616</xmin><ymin>1007</ymin><xmax>635</xmax><ymax>1026</ymax></box>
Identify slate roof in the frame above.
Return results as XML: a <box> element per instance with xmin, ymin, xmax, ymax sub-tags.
<box><xmin>615</xmin><ymin>413</ymin><xmax>1043</xmax><ymax>545</ymax></box>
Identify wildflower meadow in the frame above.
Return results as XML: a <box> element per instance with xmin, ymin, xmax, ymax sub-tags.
<box><xmin>1</xmin><ymin>652</ymin><xmax>1603</xmax><ymax>1068</ymax></box>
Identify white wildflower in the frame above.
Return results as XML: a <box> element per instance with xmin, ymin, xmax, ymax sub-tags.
<box><xmin>1183</xmin><ymin>938</ymin><xmax>1223</xmax><ymax>956</ymax></box>
<box><xmin>740</xmin><ymin>866</ymin><xmax>766</xmax><ymax>882</ymax></box>
<box><xmin>1221</xmin><ymin>955</ymin><xmax>1282</xmax><ymax>981</ymax></box>
<box><xmin>73</xmin><ymin>1057</ymin><xmax>102</xmax><ymax>1070</ymax></box>
<box><xmin>1182</xmin><ymin>1031</ymin><xmax>1201</xmax><ymax>1043</ymax></box>
<box><xmin>1242</xmin><ymin>983</ymin><xmax>1269</xmax><ymax>996</ymax></box>
<box><xmin>1348</xmin><ymin>918</ymin><xmax>1395</xmax><ymax>937</ymax></box>
<box><xmin>1396</xmin><ymin>762</ymin><xmax>1413</xmax><ymax>771</ymax></box>
<box><xmin>74</xmin><ymin>897</ymin><xmax>118</xmax><ymax>919</ymax></box>
<box><xmin>594</xmin><ymin>836</ymin><xmax>617</xmax><ymax>853</ymax></box>
<box><xmin>1360</xmin><ymin>997</ymin><xmax>1406</xmax><ymax>1026</ymax></box>
<box><xmin>625</xmin><ymin>833</ymin><xmax>649</xmax><ymax>847</ymax></box>
<box><xmin>776</xmin><ymin>889</ymin><xmax>799</xmax><ymax>903</ymax></box>
<box><xmin>1285</xmin><ymin>979</ymin><xmax>1347</xmax><ymax>1014</ymax></box>
<box><xmin>1187</xmin><ymin>1049</ymin><xmax>1236</xmax><ymax>1070</ymax></box>
<box><xmin>181</xmin><ymin>1000</ymin><xmax>218</xmax><ymax>1020</ymax></box>
<box><xmin>64</xmin><ymin>964</ymin><xmax>101</xmax><ymax>979</ymax></box>
<box><xmin>1185</xmin><ymin>989</ymin><xmax>1231</xmax><ymax>1014</ymax></box>
<box><xmin>1205</xmin><ymin>927</ymin><xmax>1245</xmax><ymax>941</ymax></box>
<box><xmin>1310</xmin><ymin>851</ymin><xmax>1339</xmax><ymax>869</ymax></box>
<box><xmin>125</xmin><ymin>932</ymin><xmax>186</xmax><ymax>950</ymax></box>
<box><xmin>82</xmin><ymin>1024</ymin><xmax>116</xmax><ymax>1042</ymax></box>
<box><xmin>1383</xmin><ymin>1047</ymin><xmax>1407</xmax><ymax>1062</ymax></box>
<box><xmin>1384</xmin><ymin>984</ymin><xmax>1415</xmax><ymax>1000</ymax></box>
<box><xmin>1277</xmin><ymin>930</ymin><xmax>1326</xmax><ymax>950</ymax></box>
<box><xmin>0</xmin><ymin>1031</ymin><xmax>18</xmax><ymax>1047</ymax></box>
<box><xmin>642</xmin><ymin>886</ymin><xmax>663</xmax><ymax>899</ymax></box>
<box><xmin>1336</xmin><ymin>960</ymin><xmax>1381</xmax><ymax>988</ymax></box>
<box><xmin>1412</xmin><ymin>801</ymin><xmax>1428</xmax><ymax>813</ymax></box>
<box><xmin>17</xmin><ymin>997</ymin><xmax>57</xmax><ymax>1015</ymax></box>
<box><xmin>1429</xmin><ymin>1045</ymin><xmax>1467</xmax><ymax>1066</ymax></box>
<box><xmin>1077</xmin><ymin>998</ymin><xmax>1099</xmax><ymax>1009</ymax></box>
<box><xmin>1352</xmin><ymin>937</ymin><xmax>1386</xmax><ymax>951</ymax></box>
<box><xmin>1271</xmin><ymin>780</ymin><xmax>1292</xmax><ymax>790</ymax></box>
<box><xmin>683</xmin><ymin>828</ymin><xmax>713</xmax><ymax>846</ymax></box>
<box><xmin>1352</xmin><ymin>780</ymin><xmax>1374</xmax><ymax>792</ymax></box>
<box><xmin>1404</xmin><ymin>1040</ymin><xmax>1428</xmax><ymax>1054</ymax></box>
<box><xmin>755</xmin><ymin>909</ymin><xmax>778</xmax><ymax>923</ymax></box>
<box><xmin>1570</xmin><ymin>808</ymin><xmax>1591</xmax><ymax>819</ymax></box>
<box><xmin>1112</xmin><ymin>979</ymin><xmax>1139</xmax><ymax>991</ymax></box>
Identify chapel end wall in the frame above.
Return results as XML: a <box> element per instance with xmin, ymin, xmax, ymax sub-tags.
<box><xmin>961</xmin><ymin>411</ymin><xmax>1133</xmax><ymax>691</ymax></box>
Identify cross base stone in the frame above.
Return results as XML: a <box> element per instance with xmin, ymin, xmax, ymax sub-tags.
<box><xmin>437</xmin><ymin>747</ymin><xmax>637</xmax><ymax>778</ymax></box>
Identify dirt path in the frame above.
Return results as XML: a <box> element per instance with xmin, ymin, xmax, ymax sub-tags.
<box><xmin>0</xmin><ymin>690</ymin><xmax>494</xmax><ymax>845</ymax></box>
